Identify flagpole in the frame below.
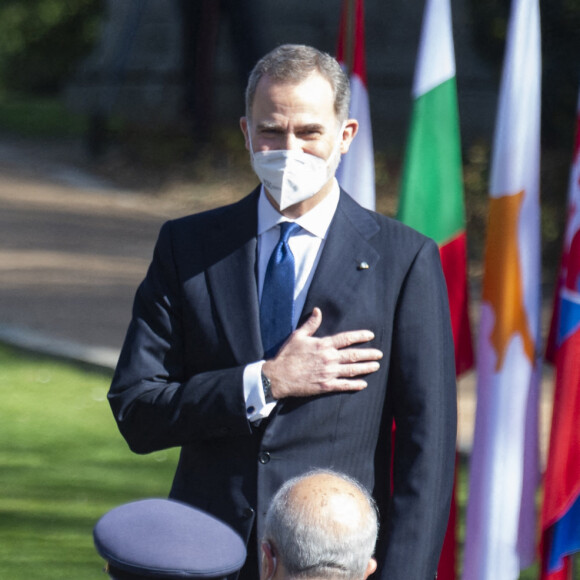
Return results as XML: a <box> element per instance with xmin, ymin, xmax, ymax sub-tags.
<box><xmin>344</xmin><ymin>0</ymin><xmax>355</xmax><ymax>75</ymax></box>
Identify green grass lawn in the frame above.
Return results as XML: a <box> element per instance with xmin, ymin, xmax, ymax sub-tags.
<box><xmin>0</xmin><ymin>345</ymin><xmax>179</xmax><ymax>579</ymax></box>
<box><xmin>0</xmin><ymin>343</ymin><xmax>577</xmax><ymax>579</ymax></box>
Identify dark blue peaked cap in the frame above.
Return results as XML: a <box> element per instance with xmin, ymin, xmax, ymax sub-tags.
<box><xmin>94</xmin><ymin>499</ymin><xmax>247</xmax><ymax>579</ymax></box>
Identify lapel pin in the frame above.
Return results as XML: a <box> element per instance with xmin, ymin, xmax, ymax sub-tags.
<box><xmin>357</xmin><ymin>261</ymin><xmax>370</xmax><ymax>270</ymax></box>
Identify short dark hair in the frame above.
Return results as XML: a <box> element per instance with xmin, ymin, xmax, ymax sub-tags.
<box><xmin>245</xmin><ymin>44</ymin><xmax>351</xmax><ymax>122</ymax></box>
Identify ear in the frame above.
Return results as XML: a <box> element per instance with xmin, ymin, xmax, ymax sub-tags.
<box><xmin>363</xmin><ymin>557</ymin><xmax>377</xmax><ymax>579</ymax></box>
<box><xmin>260</xmin><ymin>541</ymin><xmax>277</xmax><ymax>580</ymax></box>
<box><xmin>339</xmin><ymin>118</ymin><xmax>359</xmax><ymax>154</ymax></box>
<box><xmin>240</xmin><ymin>117</ymin><xmax>250</xmax><ymax>151</ymax></box>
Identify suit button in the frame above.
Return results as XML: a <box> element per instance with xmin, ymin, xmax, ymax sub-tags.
<box><xmin>258</xmin><ymin>451</ymin><xmax>271</xmax><ymax>464</ymax></box>
<box><xmin>242</xmin><ymin>508</ymin><xmax>254</xmax><ymax>519</ymax></box>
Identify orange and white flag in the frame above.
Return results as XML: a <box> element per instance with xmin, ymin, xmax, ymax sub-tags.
<box><xmin>462</xmin><ymin>0</ymin><xmax>542</xmax><ymax>578</ymax></box>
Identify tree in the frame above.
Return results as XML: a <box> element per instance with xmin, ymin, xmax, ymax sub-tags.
<box><xmin>0</xmin><ymin>0</ymin><xmax>103</xmax><ymax>94</ymax></box>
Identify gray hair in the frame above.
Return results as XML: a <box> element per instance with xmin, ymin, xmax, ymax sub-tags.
<box><xmin>263</xmin><ymin>469</ymin><xmax>379</xmax><ymax>580</ymax></box>
<box><xmin>245</xmin><ymin>44</ymin><xmax>351</xmax><ymax>122</ymax></box>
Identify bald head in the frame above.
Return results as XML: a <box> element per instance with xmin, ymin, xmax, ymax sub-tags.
<box><xmin>261</xmin><ymin>470</ymin><xmax>378</xmax><ymax>580</ymax></box>
<box><xmin>286</xmin><ymin>472</ymin><xmax>373</xmax><ymax>537</ymax></box>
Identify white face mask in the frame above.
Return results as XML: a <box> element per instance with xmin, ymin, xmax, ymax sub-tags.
<box><xmin>248</xmin><ymin>125</ymin><xmax>344</xmax><ymax>211</ymax></box>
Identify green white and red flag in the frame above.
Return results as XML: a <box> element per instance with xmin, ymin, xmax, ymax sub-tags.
<box><xmin>397</xmin><ymin>0</ymin><xmax>473</xmax><ymax>577</ymax></box>
<box><xmin>396</xmin><ymin>0</ymin><xmax>473</xmax><ymax>377</ymax></box>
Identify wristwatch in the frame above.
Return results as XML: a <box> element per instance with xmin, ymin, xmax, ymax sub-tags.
<box><xmin>261</xmin><ymin>369</ymin><xmax>276</xmax><ymax>402</ymax></box>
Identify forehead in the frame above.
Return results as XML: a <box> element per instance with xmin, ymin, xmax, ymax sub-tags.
<box><xmin>251</xmin><ymin>72</ymin><xmax>337</xmax><ymax>126</ymax></box>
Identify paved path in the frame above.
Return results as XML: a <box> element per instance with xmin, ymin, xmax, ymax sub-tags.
<box><xmin>0</xmin><ymin>138</ymin><xmax>167</xmax><ymax>365</ymax></box>
<box><xmin>0</xmin><ymin>136</ymin><xmax>555</xmax><ymax>457</ymax></box>
<box><xmin>0</xmin><ymin>136</ymin><xmax>244</xmax><ymax>364</ymax></box>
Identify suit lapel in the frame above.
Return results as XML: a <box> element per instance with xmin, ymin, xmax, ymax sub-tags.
<box><xmin>203</xmin><ymin>190</ymin><xmax>380</xmax><ymax>363</ymax></box>
<box><xmin>300</xmin><ymin>192</ymin><xmax>381</xmax><ymax>335</ymax></box>
<box><xmin>204</xmin><ymin>190</ymin><xmax>263</xmax><ymax>365</ymax></box>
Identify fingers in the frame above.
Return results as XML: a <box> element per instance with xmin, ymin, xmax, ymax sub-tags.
<box><xmin>322</xmin><ymin>360</ymin><xmax>381</xmax><ymax>383</ymax></box>
<box><xmin>269</xmin><ymin>308</ymin><xmax>383</xmax><ymax>399</ymax></box>
<box><xmin>295</xmin><ymin>306</ymin><xmax>322</xmax><ymax>337</ymax></box>
<box><xmin>320</xmin><ymin>378</ymin><xmax>369</xmax><ymax>392</ymax></box>
<box><xmin>317</xmin><ymin>368</ymin><xmax>384</xmax><ymax>392</ymax></box>
<box><xmin>339</xmin><ymin>361</ymin><xmax>381</xmax><ymax>378</ymax></box>
<box><xmin>339</xmin><ymin>360</ymin><xmax>381</xmax><ymax>377</ymax></box>
<box><xmin>336</xmin><ymin>347</ymin><xmax>383</xmax><ymax>364</ymax></box>
<box><xmin>326</xmin><ymin>328</ymin><xmax>376</xmax><ymax>349</ymax></box>
<box><xmin>297</xmin><ymin>308</ymin><xmax>377</xmax><ymax>351</ymax></box>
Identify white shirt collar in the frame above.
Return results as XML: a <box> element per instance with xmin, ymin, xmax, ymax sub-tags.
<box><xmin>257</xmin><ymin>179</ymin><xmax>340</xmax><ymax>239</ymax></box>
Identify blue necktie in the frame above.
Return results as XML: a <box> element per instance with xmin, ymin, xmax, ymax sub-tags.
<box><xmin>260</xmin><ymin>222</ymin><xmax>301</xmax><ymax>358</ymax></box>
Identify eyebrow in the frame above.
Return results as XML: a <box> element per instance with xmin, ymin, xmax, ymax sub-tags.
<box><xmin>256</xmin><ymin>121</ymin><xmax>283</xmax><ymax>131</ymax></box>
<box><xmin>256</xmin><ymin>122</ymin><xmax>326</xmax><ymax>133</ymax></box>
<box><xmin>297</xmin><ymin>123</ymin><xmax>325</xmax><ymax>133</ymax></box>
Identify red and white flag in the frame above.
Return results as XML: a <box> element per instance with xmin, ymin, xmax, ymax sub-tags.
<box><xmin>336</xmin><ymin>0</ymin><xmax>375</xmax><ymax>210</ymax></box>
<box><xmin>539</xmin><ymin>86</ymin><xmax>580</xmax><ymax>580</ymax></box>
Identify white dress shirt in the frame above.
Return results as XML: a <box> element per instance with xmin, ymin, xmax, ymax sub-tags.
<box><xmin>243</xmin><ymin>181</ymin><xmax>340</xmax><ymax>421</ymax></box>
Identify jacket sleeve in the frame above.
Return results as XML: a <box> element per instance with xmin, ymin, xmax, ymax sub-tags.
<box><xmin>108</xmin><ymin>221</ymin><xmax>254</xmax><ymax>455</ymax></box>
<box><xmin>379</xmin><ymin>238</ymin><xmax>457</xmax><ymax>579</ymax></box>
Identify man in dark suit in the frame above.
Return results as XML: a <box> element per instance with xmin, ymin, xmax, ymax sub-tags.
<box><xmin>108</xmin><ymin>44</ymin><xmax>457</xmax><ymax>580</ymax></box>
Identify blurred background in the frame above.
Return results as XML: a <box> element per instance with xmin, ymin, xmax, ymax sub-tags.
<box><xmin>0</xmin><ymin>0</ymin><xmax>578</xmax><ymax>256</ymax></box>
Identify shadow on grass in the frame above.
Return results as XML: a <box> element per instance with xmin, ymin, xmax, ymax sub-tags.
<box><xmin>0</xmin><ymin>344</ymin><xmax>179</xmax><ymax>579</ymax></box>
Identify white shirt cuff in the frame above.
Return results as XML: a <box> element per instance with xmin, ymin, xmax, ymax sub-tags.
<box><xmin>243</xmin><ymin>360</ymin><xmax>277</xmax><ymax>422</ymax></box>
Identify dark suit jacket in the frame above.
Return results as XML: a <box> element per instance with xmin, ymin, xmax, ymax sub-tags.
<box><xmin>108</xmin><ymin>188</ymin><xmax>457</xmax><ymax>579</ymax></box>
